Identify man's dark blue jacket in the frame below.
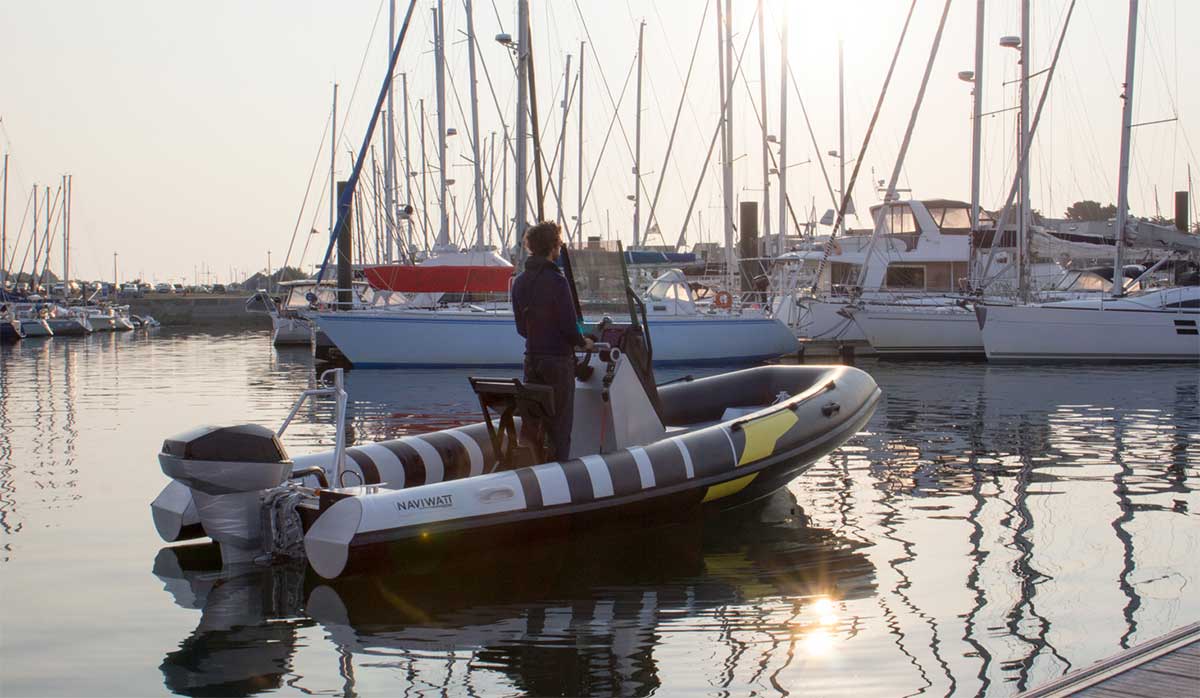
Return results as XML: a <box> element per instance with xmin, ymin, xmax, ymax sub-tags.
<box><xmin>511</xmin><ymin>255</ymin><xmax>585</xmax><ymax>356</ymax></box>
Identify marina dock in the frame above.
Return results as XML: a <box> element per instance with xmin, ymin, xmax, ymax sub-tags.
<box><xmin>125</xmin><ymin>293</ymin><xmax>269</xmax><ymax>327</ymax></box>
<box><xmin>1018</xmin><ymin>622</ymin><xmax>1200</xmax><ymax>697</ymax></box>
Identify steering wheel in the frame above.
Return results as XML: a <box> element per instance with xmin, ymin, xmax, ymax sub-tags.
<box><xmin>574</xmin><ymin>316</ymin><xmax>613</xmax><ymax>380</ymax></box>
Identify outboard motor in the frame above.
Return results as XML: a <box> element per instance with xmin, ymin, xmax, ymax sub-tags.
<box><xmin>156</xmin><ymin>425</ymin><xmax>296</xmax><ymax>565</ymax></box>
<box><xmin>152</xmin><ymin>369</ymin><xmax>349</xmax><ymax>569</ymax></box>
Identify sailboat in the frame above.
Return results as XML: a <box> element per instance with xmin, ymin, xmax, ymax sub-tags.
<box><xmin>305</xmin><ymin>0</ymin><xmax>797</xmax><ymax>368</ymax></box>
<box><xmin>976</xmin><ymin>0</ymin><xmax>1200</xmax><ymax>362</ymax></box>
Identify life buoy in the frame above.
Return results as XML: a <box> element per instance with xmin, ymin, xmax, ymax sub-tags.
<box><xmin>714</xmin><ymin>290</ymin><xmax>733</xmax><ymax>309</ymax></box>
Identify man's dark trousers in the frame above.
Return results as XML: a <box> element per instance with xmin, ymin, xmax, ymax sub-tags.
<box><xmin>523</xmin><ymin>353</ymin><xmax>575</xmax><ymax>460</ymax></box>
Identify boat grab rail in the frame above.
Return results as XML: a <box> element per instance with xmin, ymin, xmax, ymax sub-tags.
<box><xmin>277</xmin><ymin>368</ymin><xmax>349</xmax><ymax>486</ymax></box>
<box><xmin>728</xmin><ymin>379</ymin><xmax>839</xmax><ymax>432</ymax></box>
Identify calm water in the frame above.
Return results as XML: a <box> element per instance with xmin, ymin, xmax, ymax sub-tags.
<box><xmin>0</xmin><ymin>329</ymin><xmax>1197</xmax><ymax>697</ymax></box>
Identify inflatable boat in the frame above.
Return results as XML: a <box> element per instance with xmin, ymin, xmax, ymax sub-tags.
<box><xmin>151</xmin><ymin>321</ymin><xmax>880</xmax><ymax>579</ymax></box>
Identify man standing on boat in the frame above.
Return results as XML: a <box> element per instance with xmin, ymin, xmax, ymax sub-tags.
<box><xmin>511</xmin><ymin>221</ymin><xmax>593</xmax><ymax>460</ymax></box>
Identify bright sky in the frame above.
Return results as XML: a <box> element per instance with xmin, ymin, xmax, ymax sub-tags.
<box><xmin>1</xmin><ymin>0</ymin><xmax>1197</xmax><ymax>284</ymax></box>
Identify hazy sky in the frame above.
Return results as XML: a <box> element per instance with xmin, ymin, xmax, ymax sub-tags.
<box><xmin>2</xmin><ymin>0</ymin><xmax>1197</xmax><ymax>284</ymax></box>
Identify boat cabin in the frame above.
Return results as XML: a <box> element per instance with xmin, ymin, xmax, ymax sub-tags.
<box><xmin>779</xmin><ymin>199</ymin><xmax>992</xmax><ymax>294</ymax></box>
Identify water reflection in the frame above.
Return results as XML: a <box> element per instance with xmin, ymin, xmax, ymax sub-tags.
<box><xmin>155</xmin><ymin>494</ymin><xmax>875</xmax><ymax>696</ymax></box>
<box><xmin>1</xmin><ymin>331</ymin><xmax>1197</xmax><ymax>697</ymax></box>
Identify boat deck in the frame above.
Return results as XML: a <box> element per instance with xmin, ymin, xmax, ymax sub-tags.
<box><xmin>1017</xmin><ymin>622</ymin><xmax>1199</xmax><ymax>697</ymax></box>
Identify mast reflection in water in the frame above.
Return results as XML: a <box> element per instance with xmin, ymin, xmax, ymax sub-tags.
<box><xmin>0</xmin><ymin>329</ymin><xmax>1196</xmax><ymax>697</ymax></box>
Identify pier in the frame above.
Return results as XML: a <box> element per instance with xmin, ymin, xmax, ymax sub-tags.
<box><xmin>125</xmin><ymin>293</ymin><xmax>268</xmax><ymax>327</ymax></box>
<box><xmin>1018</xmin><ymin>622</ymin><xmax>1200</xmax><ymax>697</ymax></box>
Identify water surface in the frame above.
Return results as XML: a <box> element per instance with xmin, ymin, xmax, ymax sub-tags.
<box><xmin>1</xmin><ymin>329</ymin><xmax>1196</xmax><ymax>696</ymax></box>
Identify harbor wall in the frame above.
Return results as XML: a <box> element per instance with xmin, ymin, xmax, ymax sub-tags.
<box><xmin>124</xmin><ymin>294</ymin><xmax>269</xmax><ymax>327</ymax></box>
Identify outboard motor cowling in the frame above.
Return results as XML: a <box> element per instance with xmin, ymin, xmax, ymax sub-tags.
<box><xmin>159</xmin><ymin>425</ymin><xmax>292</xmax><ymax>495</ymax></box>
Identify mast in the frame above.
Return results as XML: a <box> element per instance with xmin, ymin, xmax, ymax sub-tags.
<box><xmin>1111</xmin><ymin>0</ymin><xmax>1138</xmax><ymax>297</ymax></box>
<box><xmin>556</xmin><ymin>54</ymin><xmax>572</xmax><ymax>240</ymax></box>
<box><xmin>513</xmin><ymin>0</ymin><xmax>530</xmax><ymax>246</ymax></box>
<box><xmin>576</xmin><ymin>41</ymin><xmax>585</xmax><ymax>246</ymax></box>
<box><xmin>330</xmin><ymin>83</ymin><xmax>338</xmax><ymax>236</ymax></box>
<box><xmin>633</xmin><ymin>21</ymin><xmax>645</xmax><ymax>247</ymax></box>
<box><xmin>1</xmin><ymin>154</ymin><xmax>7</xmax><ymax>287</ymax></box>
<box><xmin>31</xmin><ymin>185</ymin><xmax>38</xmax><ymax>292</ymax></box>
<box><xmin>419</xmin><ymin>99</ymin><xmax>431</xmax><ymax>252</ymax></box>
<box><xmin>62</xmin><ymin>174</ymin><xmax>69</xmax><ymax>292</ymax></box>
<box><xmin>717</xmin><ymin>0</ymin><xmax>735</xmax><ymax>286</ymax></box>
<box><xmin>401</xmin><ymin>73</ymin><xmax>414</xmax><ymax>258</ymax></box>
<box><xmin>384</xmin><ymin>0</ymin><xmax>397</xmax><ymax>263</ymax></box>
<box><xmin>465</xmin><ymin>0</ymin><xmax>486</xmax><ymax>250</ymax></box>
<box><xmin>502</xmin><ymin>132</ymin><xmax>510</xmax><ymax>250</ymax></box>
<box><xmin>487</xmin><ymin>131</ymin><xmax>496</xmax><ymax>247</ymax></box>
<box><xmin>42</xmin><ymin>185</ymin><xmax>50</xmax><ymax>291</ymax></box>
<box><xmin>434</xmin><ymin>0</ymin><xmax>450</xmax><ymax>250</ymax></box>
<box><xmin>1018</xmin><ymin>0</ymin><xmax>1031</xmax><ymax>299</ymax></box>
<box><xmin>777</xmin><ymin>4</ymin><xmax>788</xmax><ymax>249</ymax></box>
<box><xmin>756</xmin><ymin>0</ymin><xmax>771</xmax><ymax>251</ymax></box>
<box><xmin>837</xmin><ymin>40</ymin><xmax>846</xmax><ymax>233</ymax></box>
<box><xmin>970</xmin><ymin>0</ymin><xmax>984</xmax><ymax>231</ymax></box>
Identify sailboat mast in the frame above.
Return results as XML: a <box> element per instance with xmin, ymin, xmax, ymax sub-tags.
<box><xmin>1</xmin><ymin>154</ymin><xmax>7</xmax><ymax>287</ymax></box>
<box><xmin>465</xmin><ymin>0</ymin><xmax>486</xmax><ymax>250</ymax></box>
<box><xmin>419</xmin><ymin>99</ymin><xmax>432</xmax><ymax>252</ymax></box>
<box><xmin>1018</xmin><ymin>0</ymin><xmax>1031</xmax><ymax>300</ymax></box>
<box><xmin>31</xmin><ymin>185</ymin><xmax>38</xmax><ymax>291</ymax></box>
<box><xmin>402</xmin><ymin>72</ymin><xmax>413</xmax><ymax>256</ymax></box>
<box><xmin>1111</xmin><ymin>0</ymin><xmax>1138</xmax><ymax>297</ymax></box>
<box><xmin>62</xmin><ymin>174</ymin><xmax>69</xmax><ymax>291</ymax></box>
<box><xmin>434</xmin><ymin>0</ymin><xmax>449</xmax><ymax>250</ymax></box>
<box><xmin>777</xmin><ymin>4</ymin><xmax>788</xmax><ymax>249</ymax></box>
<box><xmin>384</xmin><ymin>0</ymin><xmax>397</xmax><ymax>263</ymax></box>
<box><xmin>756</xmin><ymin>0</ymin><xmax>771</xmax><ymax>249</ymax></box>
<box><xmin>42</xmin><ymin>186</ymin><xmax>50</xmax><ymax>290</ymax></box>
<box><xmin>838</xmin><ymin>40</ymin><xmax>846</xmax><ymax>227</ymax></box>
<box><xmin>576</xmin><ymin>42</ymin><xmax>585</xmax><ymax>247</ymax></box>
<box><xmin>556</xmin><ymin>54</ymin><xmax>571</xmax><ymax>239</ymax></box>
<box><xmin>513</xmin><ymin>0</ymin><xmax>530</xmax><ymax>246</ymax></box>
<box><xmin>633</xmin><ymin>22</ymin><xmax>644</xmax><ymax>248</ymax></box>
<box><xmin>717</xmin><ymin>0</ymin><xmax>735</xmax><ymax>287</ymax></box>
<box><xmin>330</xmin><ymin>83</ymin><xmax>338</xmax><ymax>236</ymax></box>
<box><xmin>970</xmin><ymin>0</ymin><xmax>984</xmax><ymax>232</ymax></box>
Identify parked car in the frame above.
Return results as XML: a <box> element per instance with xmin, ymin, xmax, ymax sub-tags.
<box><xmin>172</xmin><ymin>284</ymin><xmax>184</xmax><ymax>293</ymax></box>
<box><xmin>211</xmin><ymin>283</ymin><xmax>227</xmax><ymax>294</ymax></box>
<box><xmin>155</xmin><ymin>283</ymin><xmax>173</xmax><ymax>294</ymax></box>
<box><xmin>120</xmin><ymin>282</ymin><xmax>142</xmax><ymax>297</ymax></box>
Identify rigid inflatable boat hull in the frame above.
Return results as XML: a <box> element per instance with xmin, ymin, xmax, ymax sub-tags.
<box><xmin>304</xmin><ymin>366</ymin><xmax>880</xmax><ymax>579</ymax></box>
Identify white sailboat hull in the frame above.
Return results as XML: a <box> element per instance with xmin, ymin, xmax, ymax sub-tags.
<box><xmin>271</xmin><ymin>314</ymin><xmax>313</xmax><ymax>345</ymax></box>
<box><xmin>977</xmin><ymin>290</ymin><xmax>1200</xmax><ymax>362</ymax></box>
<box><xmin>851</xmin><ymin>304</ymin><xmax>983</xmax><ymax>357</ymax></box>
<box><xmin>312</xmin><ymin>310</ymin><xmax>798</xmax><ymax>367</ymax></box>
<box><xmin>792</xmin><ymin>299</ymin><xmax>867</xmax><ymax>342</ymax></box>
<box><xmin>18</xmin><ymin>318</ymin><xmax>53</xmax><ymax>337</ymax></box>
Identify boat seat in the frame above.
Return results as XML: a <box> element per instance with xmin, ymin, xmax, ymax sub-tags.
<box><xmin>468</xmin><ymin>377</ymin><xmax>556</xmax><ymax>471</ymax></box>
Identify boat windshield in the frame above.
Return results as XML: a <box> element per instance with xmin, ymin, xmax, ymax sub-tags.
<box><xmin>566</xmin><ymin>247</ymin><xmax>637</xmax><ymax>322</ymax></box>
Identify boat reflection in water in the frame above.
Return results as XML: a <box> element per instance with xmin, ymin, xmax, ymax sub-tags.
<box><xmin>154</xmin><ymin>489</ymin><xmax>876</xmax><ymax>697</ymax></box>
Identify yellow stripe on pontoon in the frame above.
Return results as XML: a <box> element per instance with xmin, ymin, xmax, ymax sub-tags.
<box><xmin>702</xmin><ymin>473</ymin><xmax>758</xmax><ymax>502</ymax></box>
<box><xmin>737</xmin><ymin>410</ymin><xmax>799</xmax><ymax>466</ymax></box>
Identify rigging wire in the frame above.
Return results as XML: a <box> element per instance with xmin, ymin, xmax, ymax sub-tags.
<box><xmin>282</xmin><ymin>109</ymin><xmax>334</xmax><ymax>275</ymax></box>
<box><xmin>643</xmin><ymin>0</ymin><xmax>711</xmax><ymax>242</ymax></box>
<box><xmin>810</xmin><ymin>0</ymin><xmax>921</xmax><ymax>294</ymax></box>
